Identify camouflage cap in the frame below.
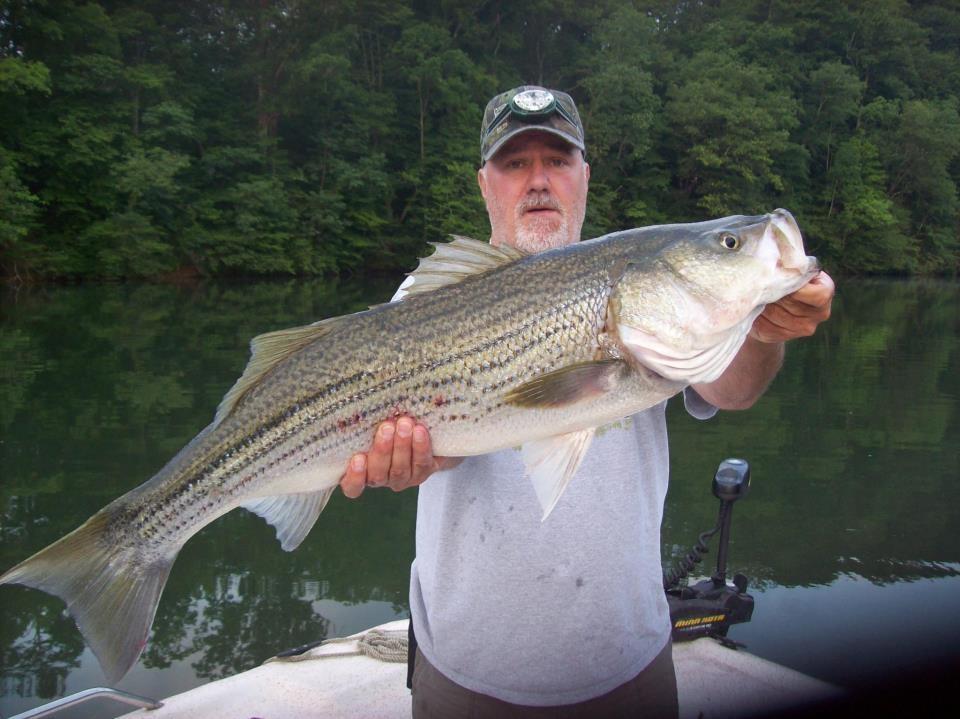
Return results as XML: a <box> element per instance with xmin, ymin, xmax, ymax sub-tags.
<box><xmin>480</xmin><ymin>85</ymin><xmax>585</xmax><ymax>164</ymax></box>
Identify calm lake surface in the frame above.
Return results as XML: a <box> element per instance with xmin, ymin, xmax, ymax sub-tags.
<box><xmin>1</xmin><ymin>277</ymin><xmax>958</xmax><ymax>715</ymax></box>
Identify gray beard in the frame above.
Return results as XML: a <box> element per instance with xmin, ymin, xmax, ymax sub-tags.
<box><xmin>513</xmin><ymin>212</ymin><xmax>569</xmax><ymax>252</ymax></box>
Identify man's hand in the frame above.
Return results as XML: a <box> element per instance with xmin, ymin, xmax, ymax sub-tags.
<box><xmin>339</xmin><ymin>417</ymin><xmax>462</xmax><ymax>498</ymax></box>
<box><xmin>750</xmin><ymin>270</ymin><xmax>835</xmax><ymax>343</ymax></box>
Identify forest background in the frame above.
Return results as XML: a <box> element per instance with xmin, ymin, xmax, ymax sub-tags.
<box><xmin>1</xmin><ymin>0</ymin><xmax>958</xmax><ymax>281</ymax></box>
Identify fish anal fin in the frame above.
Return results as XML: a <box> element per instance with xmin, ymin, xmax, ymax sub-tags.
<box><xmin>504</xmin><ymin>360</ymin><xmax>626</xmax><ymax>408</ymax></box>
<box><xmin>522</xmin><ymin>428</ymin><xmax>597</xmax><ymax>520</ymax></box>
<box><xmin>0</xmin><ymin>510</ymin><xmax>178</xmax><ymax>683</ymax></box>
<box><xmin>242</xmin><ymin>488</ymin><xmax>335</xmax><ymax>552</ymax></box>
<box><xmin>398</xmin><ymin>236</ymin><xmax>526</xmax><ymax>299</ymax></box>
<box><xmin>215</xmin><ymin>318</ymin><xmax>345</xmax><ymax>427</ymax></box>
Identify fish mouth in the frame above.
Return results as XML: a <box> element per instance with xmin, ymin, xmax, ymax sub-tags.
<box><xmin>766</xmin><ymin>208</ymin><xmax>819</xmax><ymax>277</ymax></box>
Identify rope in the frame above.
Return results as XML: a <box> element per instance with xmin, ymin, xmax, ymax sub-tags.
<box><xmin>265</xmin><ymin>628</ymin><xmax>408</xmax><ymax>665</ymax></box>
<box><xmin>349</xmin><ymin>628</ymin><xmax>409</xmax><ymax>663</ymax></box>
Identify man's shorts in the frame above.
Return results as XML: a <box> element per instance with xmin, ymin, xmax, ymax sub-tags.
<box><xmin>411</xmin><ymin>640</ymin><xmax>679</xmax><ymax>718</ymax></box>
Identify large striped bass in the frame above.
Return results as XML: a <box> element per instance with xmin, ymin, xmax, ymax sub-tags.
<box><xmin>1</xmin><ymin>209</ymin><xmax>818</xmax><ymax>682</ymax></box>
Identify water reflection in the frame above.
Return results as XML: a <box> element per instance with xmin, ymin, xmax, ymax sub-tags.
<box><xmin>1</xmin><ymin>278</ymin><xmax>411</xmax><ymax>710</ymax></box>
<box><xmin>1</xmin><ymin>588</ymin><xmax>82</xmax><ymax>700</ymax></box>
<box><xmin>1</xmin><ymin>278</ymin><xmax>958</xmax><ymax>711</ymax></box>
<box><xmin>663</xmin><ymin>280</ymin><xmax>960</xmax><ymax>589</ymax></box>
<box><xmin>732</xmin><ymin>569</ymin><xmax>960</xmax><ymax>689</ymax></box>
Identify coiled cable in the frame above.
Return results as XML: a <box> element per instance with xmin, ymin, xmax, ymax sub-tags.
<box><xmin>662</xmin><ymin>503</ymin><xmax>730</xmax><ymax>590</ymax></box>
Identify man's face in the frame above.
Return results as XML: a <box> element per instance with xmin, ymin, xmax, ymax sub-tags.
<box><xmin>477</xmin><ymin>131</ymin><xmax>590</xmax><ymax>253</ymax></box>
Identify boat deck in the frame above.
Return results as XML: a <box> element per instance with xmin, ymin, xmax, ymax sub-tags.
<box><xmin>122</xmin><ymin>621</ymin><xmax>842</xmax><ymax>718</ymax></box>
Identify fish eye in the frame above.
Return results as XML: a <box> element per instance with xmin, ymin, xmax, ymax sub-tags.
<box><xmin>719</xmin><ymin>233</ymin><xmax>740</xmax><ymax>250</ymax></box>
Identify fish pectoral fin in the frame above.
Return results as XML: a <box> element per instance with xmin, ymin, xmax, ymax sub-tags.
<box><xmin>522</xmin><ymin>428</ymin><xmax>597</xmax><ymax>520</ymax></box>
<box><xmin>399</xmin><ymin>235</ymin><xmax>526</xmax><ymax>298</ymax></box>
<box><xmin>0</xmin><ymin>509</ymin><xmax>179</xmax><ymax>683</ymax></box>
<box><xmin>504</xmin><ymin>360</ymin><xmax>627</xmax><ymax>408</ymax></box>
<box><xmin>241</xmin><ymin>488</ymin><xmax>335</xmax><ymax>552</ymax></box>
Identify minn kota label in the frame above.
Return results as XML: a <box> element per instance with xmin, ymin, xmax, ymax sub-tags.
<box><xmin>674</xmin><ymin>613</ymin><xmax>726</xmax><ymax>630</ymax></box>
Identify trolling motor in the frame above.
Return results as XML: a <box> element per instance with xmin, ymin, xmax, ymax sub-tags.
<box><xmin>663</xmin><ymin>458</ymin><xmax>755</xmax><ymax>642</ymax></box>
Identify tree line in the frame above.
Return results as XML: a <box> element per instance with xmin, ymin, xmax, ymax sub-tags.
<box><xmin>1</xmin><ymin>0</ymin><xmax>958</xmax><ymax>281</ymax></box>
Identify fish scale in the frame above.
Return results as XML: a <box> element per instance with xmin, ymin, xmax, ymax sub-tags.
<box><xmin>122</xmin><ymin>266</ymin><xmax>609</xmax><ymax>556</ymax></box>
<box><xmin>0</xmin><ymin>209</ymin><xmax>820</xmax><ymax>682</ymax></box>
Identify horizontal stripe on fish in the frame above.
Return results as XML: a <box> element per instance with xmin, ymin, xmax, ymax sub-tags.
<box><xmin>0</xmin><ymin>210</ymin><xmax>819</xmax><ymax>682</ymax></box>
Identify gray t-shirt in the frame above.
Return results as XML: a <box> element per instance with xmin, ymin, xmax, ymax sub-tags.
<box><xmin>409</xmin><ymin>389</ymin><xmax>715</xmax><ymax>706</ymax></box>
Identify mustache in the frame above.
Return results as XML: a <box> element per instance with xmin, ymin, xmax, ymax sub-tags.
<box><xmin>517</xmin><ymin>194</ymin><xmax>562</xmax><ymax>214</ymax></box>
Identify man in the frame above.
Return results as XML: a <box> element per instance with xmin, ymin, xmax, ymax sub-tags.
<box><xmin>340</xmin><ymin>86</ymin><xmax>834</xmax><ymax>716</ymax></box>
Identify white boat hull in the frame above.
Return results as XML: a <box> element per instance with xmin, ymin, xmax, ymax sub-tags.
<box><xmin>121</xmin><ymin>620</ymin><xmax>842</xmax><ymax>718</ymax></box>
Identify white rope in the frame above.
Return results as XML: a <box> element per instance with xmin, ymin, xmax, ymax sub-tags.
<box><xmin>353</xmin><ymin>628</ymin><xmax>408</xmax><ymax>663</ymax></box>
<box><xmin>265</xmin><ymin>629</ymin><xmax>408</xmax><ymax>665</ymax></box>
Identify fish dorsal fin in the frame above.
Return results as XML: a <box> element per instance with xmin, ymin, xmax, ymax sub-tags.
<box><xmin>241</xmin><ymin>488</ymin><xmax>336</xmax><ymax>551</ymax></box>
<box><xmin>214</xmin><ymin>318</ymin><xmax>345</xmax><ymax>427</ymax></box>
<box><xmin>398</xmin><ymin>235</ymin><xmax>526</xmax><ymax>299</ymax></box>
<box><xmin>522</xmin><ymin>427</ymin><xmax>597</xmax><ymax>520</ymax></box>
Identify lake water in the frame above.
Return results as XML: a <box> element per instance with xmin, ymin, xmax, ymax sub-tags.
<box><xmin>1</xmin><ymin>277</ymin><xmax>958</xmax><ymax>716</ymax></box>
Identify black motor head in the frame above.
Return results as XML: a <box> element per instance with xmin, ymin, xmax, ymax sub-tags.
<box><xmin>713</xmin><ymin>458</ymin><xmax>751</xmax><ymax>502</ymax></box>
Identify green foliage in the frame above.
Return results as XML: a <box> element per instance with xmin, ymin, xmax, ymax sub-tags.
<box><xmin>818</xmin><ymin>135</ymin><xmax>904</xmax><ymax>272</ymax></box>
<box><xmin>0</xmin><ymin>57</ymin><xmax>52</xmax><ymax>95</ymax></box>
<box><xmin>190</xmin><ymin>173</ymin><xmax>308</xmax><ymax>275</ymax></box>
<box><xmin>0</xmin><ymin>0</ymin><xmax>958</xmax><ymax>279</ymax></box>
<box><xmin>0</xmin><ymin>152</ymin><xmax>42</xmax><ymax>270</ymax></box>
<box><xmin>665</xmin><ymin>48</ymin><xmax>801</xmax><ymax>216</ymax></box>
<box><xmin>81</xmin><ymin>211</ymin><xmax>176</xmax><ymax>278</ymax></box>
<box><xmin>580</xmin><ymin>6</ymin><xmax>662</xmax><ymax>232</ymax></box>
<box><xmin>890</xmin><ymin>99</ymin><xmax>960</xmax><ymax>272</ymax></box>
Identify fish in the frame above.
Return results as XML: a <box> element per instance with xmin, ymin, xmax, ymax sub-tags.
<box><xmin>0</xmin><ymin>208</ymin><xmax>819</xmax><ymax>682</ymax></box>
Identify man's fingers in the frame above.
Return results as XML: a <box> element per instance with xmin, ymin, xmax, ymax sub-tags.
<box><xmin>767</xmin><ymin>301</ymin><xmax>815</xmax><ymax>334</ymax></box>
<box><xmin>388</xmin><ymin>417</ymin><xmax>414</xmax><ymax>489</ymax></box>
<box><xmin>340</xmin><ymin>418</ymin><xmax>457</xmax><ymax>498</ymax></box>
<box><xmin>751</xmin><ymin>314</ymin><xmax>799</xmax><ymax>343</ymax></box>
<box><xmin>340</xmin><ymin>454</ymin><xmax>367</xmax><ymax>498</ymax></box>
<box><xmin>774</xmin><ymin>288</ymin><xmax>832</xmax><ymax>318</ymax></box>
<box><xmin>410</xmin><ymin>424</ymin><xmax>436</xmax><ymax>486</ymax></box>
<box><xmin>366</xmin><ymin>421</ymin><xmax>395</xmax><ymax>486</ymax></box>
<box><xmin>778</xmin><ymin>271</ymin><xmax>835</xmax><ymax>314</ymax></box>
<box><xmin>752</xmin><ymin>271</ymin><xmax>835</xmax><ymax>343</ymax></box>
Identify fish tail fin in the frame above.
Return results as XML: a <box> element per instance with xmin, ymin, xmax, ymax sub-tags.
<box><xmin>0</xmin><ymin>510</ymin><xmax>176</xmax><ymax>683</ymax></box>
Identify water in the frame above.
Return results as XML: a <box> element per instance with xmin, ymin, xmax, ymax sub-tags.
<box><xmin>1</xmin><ymin>277</ymin><xmax>958</xmax><ymax>715</ymax></box>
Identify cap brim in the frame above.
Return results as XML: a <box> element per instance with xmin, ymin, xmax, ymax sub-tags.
<box><xmin>482</xmin><ymin>125</ymin><xmax>585</xmax><ymax>164</ymax></box>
